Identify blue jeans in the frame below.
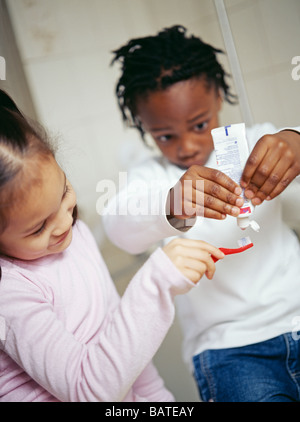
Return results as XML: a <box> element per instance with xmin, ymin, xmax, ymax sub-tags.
<box><xmin>193</xmin><ymin>333</ymin><xmax>300</xmax><ymax>402</ymax></box>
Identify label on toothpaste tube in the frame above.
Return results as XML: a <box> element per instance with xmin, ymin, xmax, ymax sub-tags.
<box><xmin>212</xmin><ymin>123</ymin><xmax>260</xmax><ymax>231</ymax></box>
<box><xmin>240</xmin><ymin>206</ymin><xmax>252</xmax><ymax>215</ymax></box>
<box><xmin>212</xmin><ymin>123</ymin><xmax>251</xmax><ymax>210</ymax></box>
<box><xmin>212</xmin><ymin>123</ymin><xmax>249</xmax><ymax>186</ymax></box>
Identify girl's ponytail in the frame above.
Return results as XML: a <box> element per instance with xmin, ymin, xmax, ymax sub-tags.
<box><xmin>0</xmin><ymin>89</ymin><xmax>24</xmax><ymax>117</ymax></box>
<box><xmin>0</xmin><ymin>89</ymin><xmax>54</xmax><ymax>234</ymax></box>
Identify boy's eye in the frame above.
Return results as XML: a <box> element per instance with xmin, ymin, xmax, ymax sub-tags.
<box><xmin>156</xmin><ymin>134</ymin><xmax>173</xmax><ymax>143</ymax></box>
<box><xmin>194</xmin><ymin>121</ymin><xmax>208</xmax><ymax>132</ymax></box>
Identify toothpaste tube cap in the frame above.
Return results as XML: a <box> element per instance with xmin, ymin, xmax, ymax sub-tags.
<box><xmin>237</xmin><ymin>216</ymin><xmax>260</xmax><ymax>232</ymax></box>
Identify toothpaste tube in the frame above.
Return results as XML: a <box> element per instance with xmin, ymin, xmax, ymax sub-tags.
<box><xmin>211</xmin><ymin>123</ymin><xmax>260</xmax><ymax>232</ymax></box>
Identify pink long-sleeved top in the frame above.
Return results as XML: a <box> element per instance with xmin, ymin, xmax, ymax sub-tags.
<box><xmin>0</xmin><ymin>220</ymin><xmax>195</xmax><ymax>402</ymax></box>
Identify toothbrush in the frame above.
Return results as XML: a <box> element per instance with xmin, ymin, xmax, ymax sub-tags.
<box><xmin>212</xmin><ymin>236</ymin><xmax>253</xmax><ymax>262</ymax></box>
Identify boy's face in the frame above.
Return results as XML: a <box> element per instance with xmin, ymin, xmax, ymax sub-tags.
<box><xmin>136</xmin><ymin>77</ymin><xmax>222</xmax><ymax>168</ymax></box>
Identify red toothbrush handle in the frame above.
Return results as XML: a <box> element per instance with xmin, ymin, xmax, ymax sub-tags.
<box><xmin>212</xmin><ymin>243</ymin><xmax>254</xmax><ymax>262</ymax></box>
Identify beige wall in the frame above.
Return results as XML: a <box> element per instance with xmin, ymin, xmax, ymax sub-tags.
<box><xmin>3</xmin><ymin>0</ymin><xmax>300</xmax><ymax>401</ymax></box>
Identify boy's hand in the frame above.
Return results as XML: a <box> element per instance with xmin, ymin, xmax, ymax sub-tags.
<box><xmin>168</xmin><ymin>165</ymin><xmax>244</xmax><ymax>220</ymax></box>
<box><xmin>240</xmin><ymin>131</ymin><xmax>300</xmax><ymax>205</ymax></box>
<box><xmin>163</xmin><ymin>238</ymin><xmax>224</xmax><ymax>284</ymax></box>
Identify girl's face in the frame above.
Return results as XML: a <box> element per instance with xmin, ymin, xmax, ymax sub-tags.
<box><xmin>136</xmin><ymin>77</ymin><xmax>222</xmax><ymax>168</ymax></box>
<box><xmin>0</xmin><ymin>155</ymin><xmax>77</xmax><ymax>261</ymax></box>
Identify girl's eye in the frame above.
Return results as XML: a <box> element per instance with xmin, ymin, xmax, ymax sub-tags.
<box><xmin>33</xmin><ymin>222</ymin><xmax>46</xmax><ymax>236</ymax></box>
<box><xmin>194</xmin><ymin>121</ymin><xmax>208</xmax><ymax>132</ymax></box>
<box><xmin>30</xmin><ymin>184</ymin><xmax>72</xmax><ymax>237</ymax></box>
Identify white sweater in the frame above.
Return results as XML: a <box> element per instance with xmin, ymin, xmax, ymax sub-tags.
<box><xmin>103</xmin><ymin>123</ymin><xmax>300</xmax><ymax>370</ymax></box>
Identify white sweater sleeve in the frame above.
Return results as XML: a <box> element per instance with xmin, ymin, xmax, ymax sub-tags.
<box><xmin>102</xmin><ymin>158</ymin><xmax>194</xmax><ymax>254</ymax></box>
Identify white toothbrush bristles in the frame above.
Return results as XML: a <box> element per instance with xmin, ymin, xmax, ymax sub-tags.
<box><xmin>238</xmin><ymin>236</ymin><xmax>252</xmax><ymax>247</ymax></box>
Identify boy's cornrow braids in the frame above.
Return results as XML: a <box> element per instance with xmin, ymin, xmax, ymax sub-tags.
<box><xmin>112</xmin><ymin>25</ymin><xmax>237</xmax><ymax>138</ymax></box>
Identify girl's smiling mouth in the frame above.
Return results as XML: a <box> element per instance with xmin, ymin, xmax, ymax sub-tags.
<box><xmin>52</xmin><ymin>228</ymin><xmax>71</xmax><ymax>247</ymax></box>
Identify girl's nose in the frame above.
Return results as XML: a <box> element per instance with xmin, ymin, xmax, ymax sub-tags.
<box><xmin>51</xmin><ymin>208</ymin><xmax>74</xmax><ymax>237</ymax></box>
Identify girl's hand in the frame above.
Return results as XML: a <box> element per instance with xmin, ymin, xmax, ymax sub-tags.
<box><xmin>168</xmin><ymin>165</ymin><xmax>244</xmax><ymax>220</ymax></box>
<box><xmin>162</xmin><ymin>238</ymin><xmax>224</xmax><ymax>284</ymax></box>
<box><xmin>241</xmin><ymin>131</ymin><xmax>300</xmax><ymax>205</ymax></box>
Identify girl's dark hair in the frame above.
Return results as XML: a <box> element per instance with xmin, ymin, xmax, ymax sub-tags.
<box><xmin>111</xmin><ymin>25</ymin><xmax>237</xmax><ymax>139</ymax></box>
<box><xmin>0</xmin><ymin>89</ymin><xmax>77</xmax><ymax>237</ymax></box>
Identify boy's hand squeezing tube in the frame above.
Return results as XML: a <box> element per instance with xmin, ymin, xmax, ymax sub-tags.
<box><xmin>241</xmin><ymin>131</ymin><xmax>300</xmax><ymax>205</ymax></box>
<box><xmin>163</xmin><ymin>238</ymin><xmax>224</xmax><ymax>284</ymax></box>
<box><xmin>168</xmin><ymin>165</ymin><xmax>244</xmax><ymax>221</ymax></box>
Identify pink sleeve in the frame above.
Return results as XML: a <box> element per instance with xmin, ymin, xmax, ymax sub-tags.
<box><xmin>0</xmin><ymin>248</ymin><xmax>194</xmax><ymax>402</ymax></box>
<box><xmin>129</xmin><ymin>362</ymin><xmax>175</xmax><ymax>402</ymax></box>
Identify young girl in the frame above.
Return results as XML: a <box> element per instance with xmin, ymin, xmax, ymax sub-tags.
<box><xmin>104</xmin><ymin>25</ymin><xmax>300</xmax><ymax>402</ymax></box>
<box><xmin>0</xmin><ymin>89</ymin><xmax>224</xmax><ymax>402</ymax></box>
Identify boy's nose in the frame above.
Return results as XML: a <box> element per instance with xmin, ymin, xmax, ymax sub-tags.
<box><xmin>177</xmin><ymin>136</ymin><xmax>199</xmax><ymax>159</ymax></box>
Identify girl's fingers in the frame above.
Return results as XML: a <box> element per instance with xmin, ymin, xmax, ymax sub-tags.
<box><xmin>180</xmin><ymin>239</ymin><xmax>225</xmax><ymax>260</ymax></box>
<box><xmin>180</xmin><ymin>257</ymin><xmax>210</xmax><ymax>280</ymax></box>
<box><xmin>163</xmin><ymin>238</ymin><xmax>224</xmax><ymax>283</ymax></box>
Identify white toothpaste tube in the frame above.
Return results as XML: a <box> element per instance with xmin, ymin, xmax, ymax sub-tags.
<box><xmin>211</xmin><ymin>123</ymin><xmax>260</xmax><ymax>232</ymax></box>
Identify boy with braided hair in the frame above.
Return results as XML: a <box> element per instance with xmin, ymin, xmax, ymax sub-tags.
<box><xmin>104</xmin><ymin>25</ymin><xmax>300</xmax><ymax>402</ymax></box>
